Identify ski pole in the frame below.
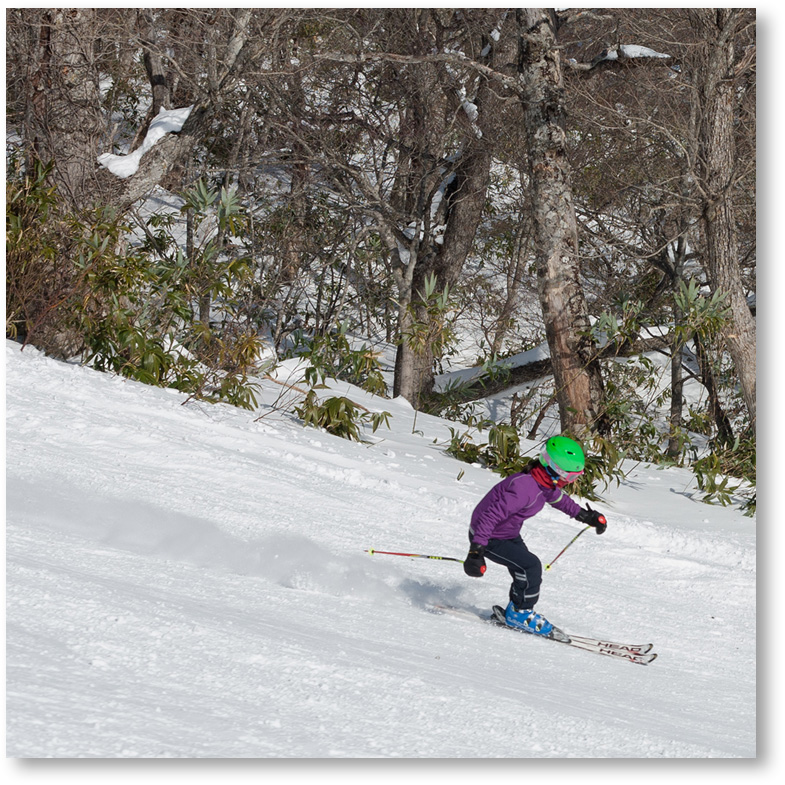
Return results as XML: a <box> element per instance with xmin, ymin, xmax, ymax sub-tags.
<box><xmin>365</xmin><ymin>549</ymin><xmax>464</xmax><ymax>564</ymax></box>
<box><xmin>544</xmin><ymin>526</ymin><xmax>591</xmax><ymax>571</ymax></box>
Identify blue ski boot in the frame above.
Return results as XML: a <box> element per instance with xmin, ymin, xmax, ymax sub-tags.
<box><xmin>503</xmin><ymin>602</ymin><xmax>554</xmax><ymax>636</ymax></box>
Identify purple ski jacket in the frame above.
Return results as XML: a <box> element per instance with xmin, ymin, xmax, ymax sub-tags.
<box><xmin>469</xmin><ymin>471</ymin><xmax>582</xmax><ymax>546</ymax></box>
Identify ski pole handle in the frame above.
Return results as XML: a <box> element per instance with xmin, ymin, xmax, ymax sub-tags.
<box><xmin>365</xmin><ymin>549</ymin><xmax>464</xmax><ymax>564</ymax></box>
<box><xmin>544</xmin><ymin>526</ymin><xmax>591</xmax><ymax>571</ymax></box>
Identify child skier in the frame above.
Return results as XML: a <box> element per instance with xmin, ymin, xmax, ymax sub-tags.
<box><xmin>463</xmin><ymin>435</ymin><xmax>606</xmax><ymax>635</ymax></box>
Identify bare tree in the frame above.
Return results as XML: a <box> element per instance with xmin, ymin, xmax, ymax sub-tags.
<box><xmin>689</xmin><ymin>9</ymin><xmax>756</xmax><ymax>433</ymax></box>
<box><xmin>561</xmin><ymin>8</ymin><xmax>756</xmax><ymax>436</ymax></box>
<box><xmin>7</xmin><ymin>9</ymin><xmax>278</xmax><ymax>213</ymax></box>
<box><xmin>515</xmin><ymin>9</ymin><xmax>608</xmax><ymax>436</ymax></box>
<box><xmin>95</xmin><ymin>9</ymin><xmax>265</xmax><ymax>212</ymax></box>
<box><xmin>392</xmin><ymin>9</ymin><xmax>519</xmax><ymax>405</ymax></box>
<box><xmin>281</xmin><ymin>9</ymin><xmax>517</xmax><ymax>406</ymax></box>
<box><xmin>10</xmin><ymin>8</ymin><xmax>104</xmax><ymax>209</ymax></box>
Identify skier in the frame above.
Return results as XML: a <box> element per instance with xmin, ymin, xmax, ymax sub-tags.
<box><xmin>462</xmin><ymin>435</ymin><xmax>606</xmax><ymax>636</ymax></box>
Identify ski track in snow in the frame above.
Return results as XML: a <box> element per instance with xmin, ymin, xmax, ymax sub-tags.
<box><xmin>6</xmin><ymin>341</ymin><xmax>756</xmax><ymax>758</ymax></box>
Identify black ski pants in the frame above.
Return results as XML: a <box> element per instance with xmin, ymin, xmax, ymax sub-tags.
<box><xmin>479</xmin><ymin>534</ymin><xmax>543</xmax><ymax>610</ymax></box>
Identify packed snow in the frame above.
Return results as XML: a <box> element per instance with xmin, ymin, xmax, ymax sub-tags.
<box><xmin>6</xmin><ymin>339</ymin><xmax>758</xmax><ymax>760</ymax></box>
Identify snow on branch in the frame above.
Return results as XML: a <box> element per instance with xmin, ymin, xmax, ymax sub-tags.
<box><xmin>569</xmin><ymin>44</ymin><xmax>672</xmax><ymax>72</ymax></box>
<box><xmin>320</xmin><ymin>43</ymin><xmax>672</xmax><ymax>95</ymax></box>
<box><xmin>600</xmin><ymin>44</ymin><xmax>671</xmax><ymax>62</ymax></box>
<box><xmin>98</xmin><ymin>106</ymin><xmax>194</xmax><ymax>179</ymax></box>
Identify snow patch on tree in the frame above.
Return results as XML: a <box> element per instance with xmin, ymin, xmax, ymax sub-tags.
<box><xmin>596</xmin><ymin>44</ymin><xmax>671</xmax><ymax>64</ymax></box>
<box><xmin>97</xmin><ymin>106</ymin><xmax>194</xmax><ymax>179</ymax></box>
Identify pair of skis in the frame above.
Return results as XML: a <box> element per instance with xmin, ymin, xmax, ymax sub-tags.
<box><xmin>490</xmin><ymin>605</ymin><xmax>657</xmax><ymax>665</ymax></box>
<box><xmin>433</xmin><ymin>605</ymin><xmax>657</xmax><ymax>666</ymax></box>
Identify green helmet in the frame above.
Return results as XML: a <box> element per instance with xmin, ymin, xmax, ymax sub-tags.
<box><xmin>540</xmin><ymin>436</ymin><xmax>586</xmax><ymax>481</ymax></box>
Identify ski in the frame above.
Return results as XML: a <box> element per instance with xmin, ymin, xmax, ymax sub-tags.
<box><xmin>567</xmin><ymin>634</ymin><xmax>654</xmax><ymax>655</ymax></box>
<box><xmin>564</xmin><ymin>637</ymin><xmax>658</xmax><ymax>665</ymax></box>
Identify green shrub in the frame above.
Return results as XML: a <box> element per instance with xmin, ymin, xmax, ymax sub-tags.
<box><xmin>401</xmin><ymin>272</ymin><xmax>456</xmax><ymax>368</ymax></box>
<box><xmin>445</xmin><ymin>422</ymin><xmax>628</xmax><ymax>500</ymax></box>
<box><xmin>7</xmin><ymin>164</ymin><xmax>263</xmax><ymax>410</ymax></box>
<box><xmin>692</xmin><ymin>435</ymin><xmax>756</xmax><ymax>516</ymax></box>
<box><xmin>295</xmin><ymin>390</ymin><xmax>391</xmax><ymax>442</ymax></box>
<box><xmin>6</xmin><ymin>160</ymin><xmax>78</xmax><ymax>350</ymax></box>
<box><xmin>286</xmin><ymin>322</ymin><xmax>387</xmax><ymax>396</ymax></box>
<box><xmin>571</xmin><ymin>434</ymin><xmax>627</xmax><ymax>501</ymax></box>
<box><xmin>447</xmin><ymin>424</ymin><xmax>530</xmax><ymax>481</ymax></box>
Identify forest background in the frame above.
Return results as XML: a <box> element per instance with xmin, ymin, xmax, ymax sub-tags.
<box><xmin>5</xmin><ymin>8</ymin><xmax>757</xmax><ymax>512</ymax></box>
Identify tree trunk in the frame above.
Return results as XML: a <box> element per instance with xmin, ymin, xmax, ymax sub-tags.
<box><xmin>132</xmin><ymin>9</ymin><xmax>171</xmax><ymax>150</ymax></box>
<box><xmin>693</xmin><ymin>332</ymin><xmax>735</xmax><ymax>447</ymax></box>
<box><xmin>667</xmin><ymin>242</ymin><xmax>687</xmax><ymax>459</ymax></box>
<box><xmin>690</xmin><ymin>9</ymin><xmax>757</xmax><ymax>432</ymax></box>
<box><xmin>398</xmin><ymin>136</ymin><xmax>495</xmax><ymax>405</ymax></box>
<box><xmin>28</xmin><ymin>8</ymin><xmax>103</xmax><ymax>210</ymax></box>
<box><xmin>97</xmin><ymin>10</ymin><xmax>253</xmax><ymax>214</ymax></box>
<box><xmin>392</xmin><ymin>12</ymin><xmax>518</xmax><ymax>406</ymax></box>
<box><xmin>491</xmin><ymin>180</ymin><xmax>531</xmax><ymax>355</ymax></box>
<box><xmin>516</xmin><ymin>9</ymin><xmax>607</xmax><ymax>436</ymax></box>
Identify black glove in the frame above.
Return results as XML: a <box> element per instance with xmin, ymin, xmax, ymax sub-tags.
<box><xmin>463</xmin><ymin>543</ymin><xmax>487</xmax><ymax>577</ymax></box>
<box><xmin>576</xmin><ymin>505</ymin><xmax>607</xmax><ymax>534</ymax></box>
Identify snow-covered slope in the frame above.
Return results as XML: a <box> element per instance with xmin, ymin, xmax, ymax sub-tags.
<box><xmin>6</xmin><ymin>340</ymin><xmax>756</xmax><ymax>758</ymax></box>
